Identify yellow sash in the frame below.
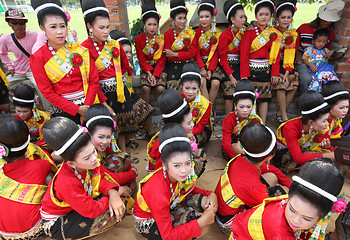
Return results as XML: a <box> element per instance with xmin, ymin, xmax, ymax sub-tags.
<box><xmin>233</xmin><ymin>114</ymin><xmax>263</xmax><ymax>135</ymax></box>
<box><xmin>25</xmin><ymin>142</ymin><xmax>58</xmax><ymax>173</ymax></box>
<box><xmin>228</xmin><ymin>27</ymin><xmax>246</xmax><ymax>52</ymax></box>
<box><xmin>189</xmin><ymin>94</ymin><xmax>213</xmax><ymax>129</ymax></box>
<box><xmin>171</xmin><ymin>28</ymin><xmax>196</xmax><ymax>52</ymax></box>
<box><xmin>0</xmin><ymin>68</ymin><xmax>8</xmax><ymax>88</ymax></box>
<box><xmin>250</xmin><ymin>27</ymin><xmax>282</xmax><ymax>65</ymax></box>
<box><xmin>282</xmin><ymin>29</ymin><xmax>298</xmax><ymax>70</ymax></box>
<box><xmin>136</xmin><ymin>168</ymin><xmax>196</xmax><ymax>213</ymax></box>
<box><xmin>147</xmin><ymin>131</ymin><xmax>160</xmax><ymax>166</ymax></box>
<box><xmin>141</xmin><ymin>34</ymin><xmax>164</xmax><ymax>61</ymax></box>
<box><xmin>198</xmin><ymin>28</ymin><xmax>222</xmax><ymax>68</ymax></box>
<box><xmin>95</xmin><ymin>40</ymin><xmax>125</xmax><ymax>103</ymax></box>
<box><xmin>44</xmin><ymin>44</ymin><xmax>98</xmax><ymax>103</ymax></box>
<box><xmin>216</xmin><ymin>155</ymin><xmax>245</xmax><ymax>208</ymax></box>
<box><xmin>50</xmin><ymin>161</ymin><xmax>118</xmax><ymax>208</ymax></box>
<box><xmin>0</xmin><ymin>168</ymin><xmax>47</xmax><ymax>204</ymax></box>
<box><xmin>247</xmin><ymin>195</ymin><xmax>289</xmax><ymax>240</ymax></box>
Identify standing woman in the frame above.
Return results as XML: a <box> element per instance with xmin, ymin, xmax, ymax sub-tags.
<box><xmin>240</xmin><ymin>0</ymin><xmax>282</xmax><ymax>124</ymax></box>
<box><xmin>81</xmin><ymin>0</ymin><xmax>153</xmax><ymax>151</ymax></box>
<box><xmin>134</xmin><ymin>123</ymin><xmax>217</xmax><ymax>240</ymax></box>
<box><xmin>135</xmin><ymin>3</ymin><xmax>166</xmax><ymax>103</ymax></box>
<box><xmin>164</xmin><ymin>0</ymin><xmax>198</xmax><ymax>92</ymax></box>
<box><xmin>194</xmin><ymin>0</ymin><xmax>221</xmax><ymax>100</ymax></box>
<box><xmin>217</xmin><ymin>0</ymin><xmax>246</xmax><ymax>115</ymax></box>
<box><xmin>30</xmin><ymin>0</ymin><xmax>104</xmax><ymax>124</ymax></box>
<box><xmin>274</xmin><ymin>0</ymin><xmax>299</xmax><ymax>124</ymax></box>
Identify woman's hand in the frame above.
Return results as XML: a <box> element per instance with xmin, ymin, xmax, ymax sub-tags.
<box><xmin>229</xmin><ymin>74</ymin><xmax>237</xmax><ymax>87</ymax></box>
<box><xmin>78</xmin><ymin>105</ymin><xmax>89</xmax><ymax>125</ymax></box>
<box><xmin>102</xmin><ymin>102</ymin><xmax>116</xmax><ymax>117</ymax></box>
<box><xmin>150</xmin><ymin>75</ymin><xmax>157</xmax><ymax>86</ymax></box>
<box><xmin>319</xmin><ymin>138</ymin><xmax>331</xmax><ymax>149</ymax></box>
<box><xmin>197</xmin><ymin>204</ymin><xmax>216</xmax><ymax>228</ymax></box>
<box><xmin>282</xmin><ymin>71</ymin><xmax>290</xmax><ymax>87</ymax></box>
<box><xmin>295</xmin><ymin>51</ymin><xmax>303</xmax><ymax>65</ymax></box>
<box><xmin>203</xmin><ymin>192</ymin><xmax>218</xmax><ymax>210</ymax></box>
<box><xmin>200</xmin><ymin>67</ymin><xmax>207</xmax><ymax>78</ymax></box>
<box><xmin>187</xmin><ymin>133</ymin><xmax>196</xmax><ymax>142</ymax></box>
<box><xmin>107</xmin><ymin>189</ymin><xmax>125</xmax><ymax>222</ymax></box>
<box><xmin>207</xmin><ymin>70</ymin><xmax>212</xmax><ymax>80</ymax></box>
<box><xmin>164</xmin><ymin>49</ymin><xmax>178</xmax><ymax>58</ymax></box>
<box><xmin>117</xmin><ymin>185</ymin><xmax>132</xmax><ymax>198</ymax></box>
<box><xmin>271</xmin><ymin>76</ymin><xmax>280</xmax><ymax>85</ymax></box>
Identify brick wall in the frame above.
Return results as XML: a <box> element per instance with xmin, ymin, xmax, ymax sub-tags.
<box><xmin>104</xmin><ymin>0</ymin><xmax>131</xmax><ymax>38</ymax></box>
<box><xmin>333</xmin><ymin>0</ymin><xmax>350</xmax><ymax>90</ymax></box>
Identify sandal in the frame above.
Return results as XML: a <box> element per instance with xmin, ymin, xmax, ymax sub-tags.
<box><xmin>274</xmin><ymin>114</ymin><xmax>284</xmax><ymax>125</ymax></box>
<box><xmin>126</xmin><ymin>140</ymin><xmax>139</xmax><ymax>149</ymax></box>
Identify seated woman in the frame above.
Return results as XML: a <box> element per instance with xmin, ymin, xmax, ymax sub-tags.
<box><xmin>133</xmin><ymin>123</ymin><xmax>217</xmax><ymax>240</ymax></box>
<box><xmin>275</xmin><ymin>91</ymin><xmax>335</xmax><ymax>171</ymax></box>
<box><xmin>180</xmin><ymin>62</ymin><xmax>212</xmax><ymax>145</ymax></box>
<box><xmin>215</xmin><ymin>122</ymin><xmax>290</xmax><ymax>235</ymax></box>
<box><xmin>230</xmin><ymin>157</ymin><xmax>345</xmax><ymax>239</ymax></box>
<box><xmin>13</xmin><ymin>84</ymin><xmax>51</xmax><ymax>146</ymax></box>
<box><xmin>147</xmin><ymin>89</ymin><xmax>207</xmax><ymax>177</ymax></box>
<box><xmin>0</xmin><ymin>118</ymin><xmax>52</xmax><ymax>239</ymax></box>
<box><xmin>322</xmin><ymin>81</ymin><xmax>349</xmax><ymax>140</ymax></box>
<box><xmin>222</xmin><ymin>79</ymin><xmax>262</xmax><ymax>160</ymax></box>
<box><xmin>40</xmin><ymin>117</ymin><xmax>127</xmax><ymax>239</ymax></box>
<box><xmin>86</xmin><ymin>104</ymin><xmax>137</xmax><ymax>195</ymax></box>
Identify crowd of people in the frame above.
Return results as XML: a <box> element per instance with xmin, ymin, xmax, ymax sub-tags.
<box><xmin>0</xmin><ymin>0</ymin><xmax>349</xmax><ymax>239</ymax></box>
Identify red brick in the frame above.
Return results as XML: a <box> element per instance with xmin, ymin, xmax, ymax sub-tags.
<box><xmin>338</xmin><ymin>37</ymin><xmax>350</xmax><ymax>45</ymax></box>
<box><xmin>114</xmin><ymin>24</ymin><xmax>127</xmax><ymax>32</ymax></box>
<box><xmin>110</xmin><ymin>15</ymin><xmax>126</xmax><ymax>23</ymax></box>
<box><xmin>336</xmin><ymin>64</ymin><xmax>350</xmax><ymax>72</ymax></box>
<box><xmin>104</xmin><ymin>0</ymin><xmax>122</xmax><ymax>5</ymax></box>
<box><xmin>110</xmin><ymin>7</ymin><xmax>122</xmax><ymax>14</ymax></box>
<box><xmin>339</xmin><ymin>71</ymin><xmax>350</xmax><ymax>82</ymax></box>
<box><xmin>344</xmin><ymin>19</ymin><xmax>350</xmax><ymax>29</ymax></box>
<box><xmin>345</xmin><ymin>1</ymin><xmax>350</xmax><ymax>9</ymax></box>
<box><xmin>343</xmin><ymin>11</ymin><xmax>350</xmax><ymax>19</ymax></box>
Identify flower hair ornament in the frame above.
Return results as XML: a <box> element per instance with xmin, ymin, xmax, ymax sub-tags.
<box><xmin>0</xmin><ymin>143</ymin><xmax>9</xmax><ymax>169</ymax></box>
<box><xmin>292</xmin><ymin>176</ymin><xmax>348</xmax><ymax>240</ymax></box>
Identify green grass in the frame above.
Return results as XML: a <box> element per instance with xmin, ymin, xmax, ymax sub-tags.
<box><xmin>0</xmin><ymin>3</ymin><xmax>322</xmax><ymax>39</ymax></box>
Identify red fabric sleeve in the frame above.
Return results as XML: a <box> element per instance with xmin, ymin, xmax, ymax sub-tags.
<box><xmin>143</xmin><ymin>182</ymin><xmax>202</xmax><ymax>240</ymax></box>
<box><xmin>282</xmin><ymin>121</ymin><xmax>323</xmax><ymax>164</ymax></box>
<box><xmin>178</xmin><ymin>36</ymin><xmax>198</xmax><ymax>62</ymax></box>
<box><xmin>135</xmin><ymin>34</ymin><xmax>154</xmax><ymax>74</ymax></box>
<box><xmin>191</xmin><ymin>186</ymin><xmax>212</xmax><ymax>196</ymax></box>
<box><xmin>55</xmin><ymin>176</ymin><xmax>113</xmax><ymax>218</ymax></box>
<box><xmin>30</xmin><ymin>53</ymin><xmax>80</xmax><ymax>116</ymax></box>
<box><xmin>100</xmin><ymin>165</ymin><xmax>136</xmax><ymax>186</ymax></box>
<box><xmin>218</xmin><ymin>29</ymin><xmax>234</xmax><ymax>76</ymax></box>
<box><xmin>260</xmin><ymin>163</ymin><xmax>291</xmax><ymax>187</ymax></box>
<box><xmin>152</xmin><ymin>140</ymin><xmax>163</xmax><ymax>171</ymax></box>
<box><xmin>192</xmin><ymin>103</ymin><xmax>211</xmax><ymax>136</ymax></box>
<box><xmin>240</xmin><ymin>30</ymin><xmax>254</xmax><ymax>79</ymax></box>
<box><xmin>195</xmin><ymin>28</ymin><xmax>206</xmax><ymax>69</ymax></box>
<box><xmin>222</xmin><ymin>113</ymin><xmax>237</xmax><ymax>159</ymax></box>
<box><xmin>119</xmin><ymin>42</ymin><xmax>130</xmax><ymax>74</ymax></box>
<box><xmin>207</xmin><ymin>48</ymin><xmax>219</xmax><ymax>72</ymax></box>
<box><xmin>271</xmin><ymin>45</ymin><xmax>281</xmax><ymax>77</ymax></box>
<box><xmin>84</xmin><ymin>53</ymin><xmax>102</xmax><ymax>106</ymax></box>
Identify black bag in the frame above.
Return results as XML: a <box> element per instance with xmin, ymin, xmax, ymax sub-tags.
<box><xmin>11</xmin><ymin>33</ymin><xmax>30</xmax><ymax>58</ymax></box>
<box><xmin>332</xmin><ymin>135</ymin><xmax>350</xmax><ymax>165</ymax></box>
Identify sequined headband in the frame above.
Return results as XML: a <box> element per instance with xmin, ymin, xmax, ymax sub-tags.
<box><xmin>86</xmin><ymin>115</ymin><xmax>113</xmax><ymax>128</ymax></box>
<box><xmin>243</xmin><ymin>126</ymin><xmax>276</xmax><ymax>158</ymax></box>
<box><xmin>54</xmin><ymin>128</ymin><xmax>84</xmax><ymax>156</ymax></box>
<box><xmin>159</xmin><ymin>137</ymin><xmax>190</xmax><ymax>153</ymax></box>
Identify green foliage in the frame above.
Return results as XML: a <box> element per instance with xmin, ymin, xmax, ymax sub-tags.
<box><xmin>130</xmin><ymin>17</ymin><xmax>144</xmax><ymax>45</ymax></box>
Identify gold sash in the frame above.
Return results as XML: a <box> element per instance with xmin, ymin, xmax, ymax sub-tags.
<box><xmin>250</xmin><ymin>27</ymin><xmax>282</xmax><ymax>65</ymax></box>
<box><xmin>0</xmin><ymin>168</ymin><xmax>47</xmax><ymax>204</ymax></box>
<box><xmin>189</xmin><ymin>94</ymin><xmax>212</xmax><ymax>129</ymax></box>
<box><xmin>141</xmin><ymin>34</ymin><xmax>164</xmax><ymax>61</ymax></box>
<box><xmin>171</xmin><ymin>28</ymin><xmax>196</xmax><ymax>52</ymax></box>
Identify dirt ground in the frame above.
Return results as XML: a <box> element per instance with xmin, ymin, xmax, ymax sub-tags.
<box><xmin>37</xmin><ymin>115</ymin><xmax>350</xmax><ymax>240</ymax></box>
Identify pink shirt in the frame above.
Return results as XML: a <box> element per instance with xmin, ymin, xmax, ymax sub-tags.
<box><xmin>0</xmin><ymin>30</ymin><xmax>38</xmax><ymax>74</ymax></box>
